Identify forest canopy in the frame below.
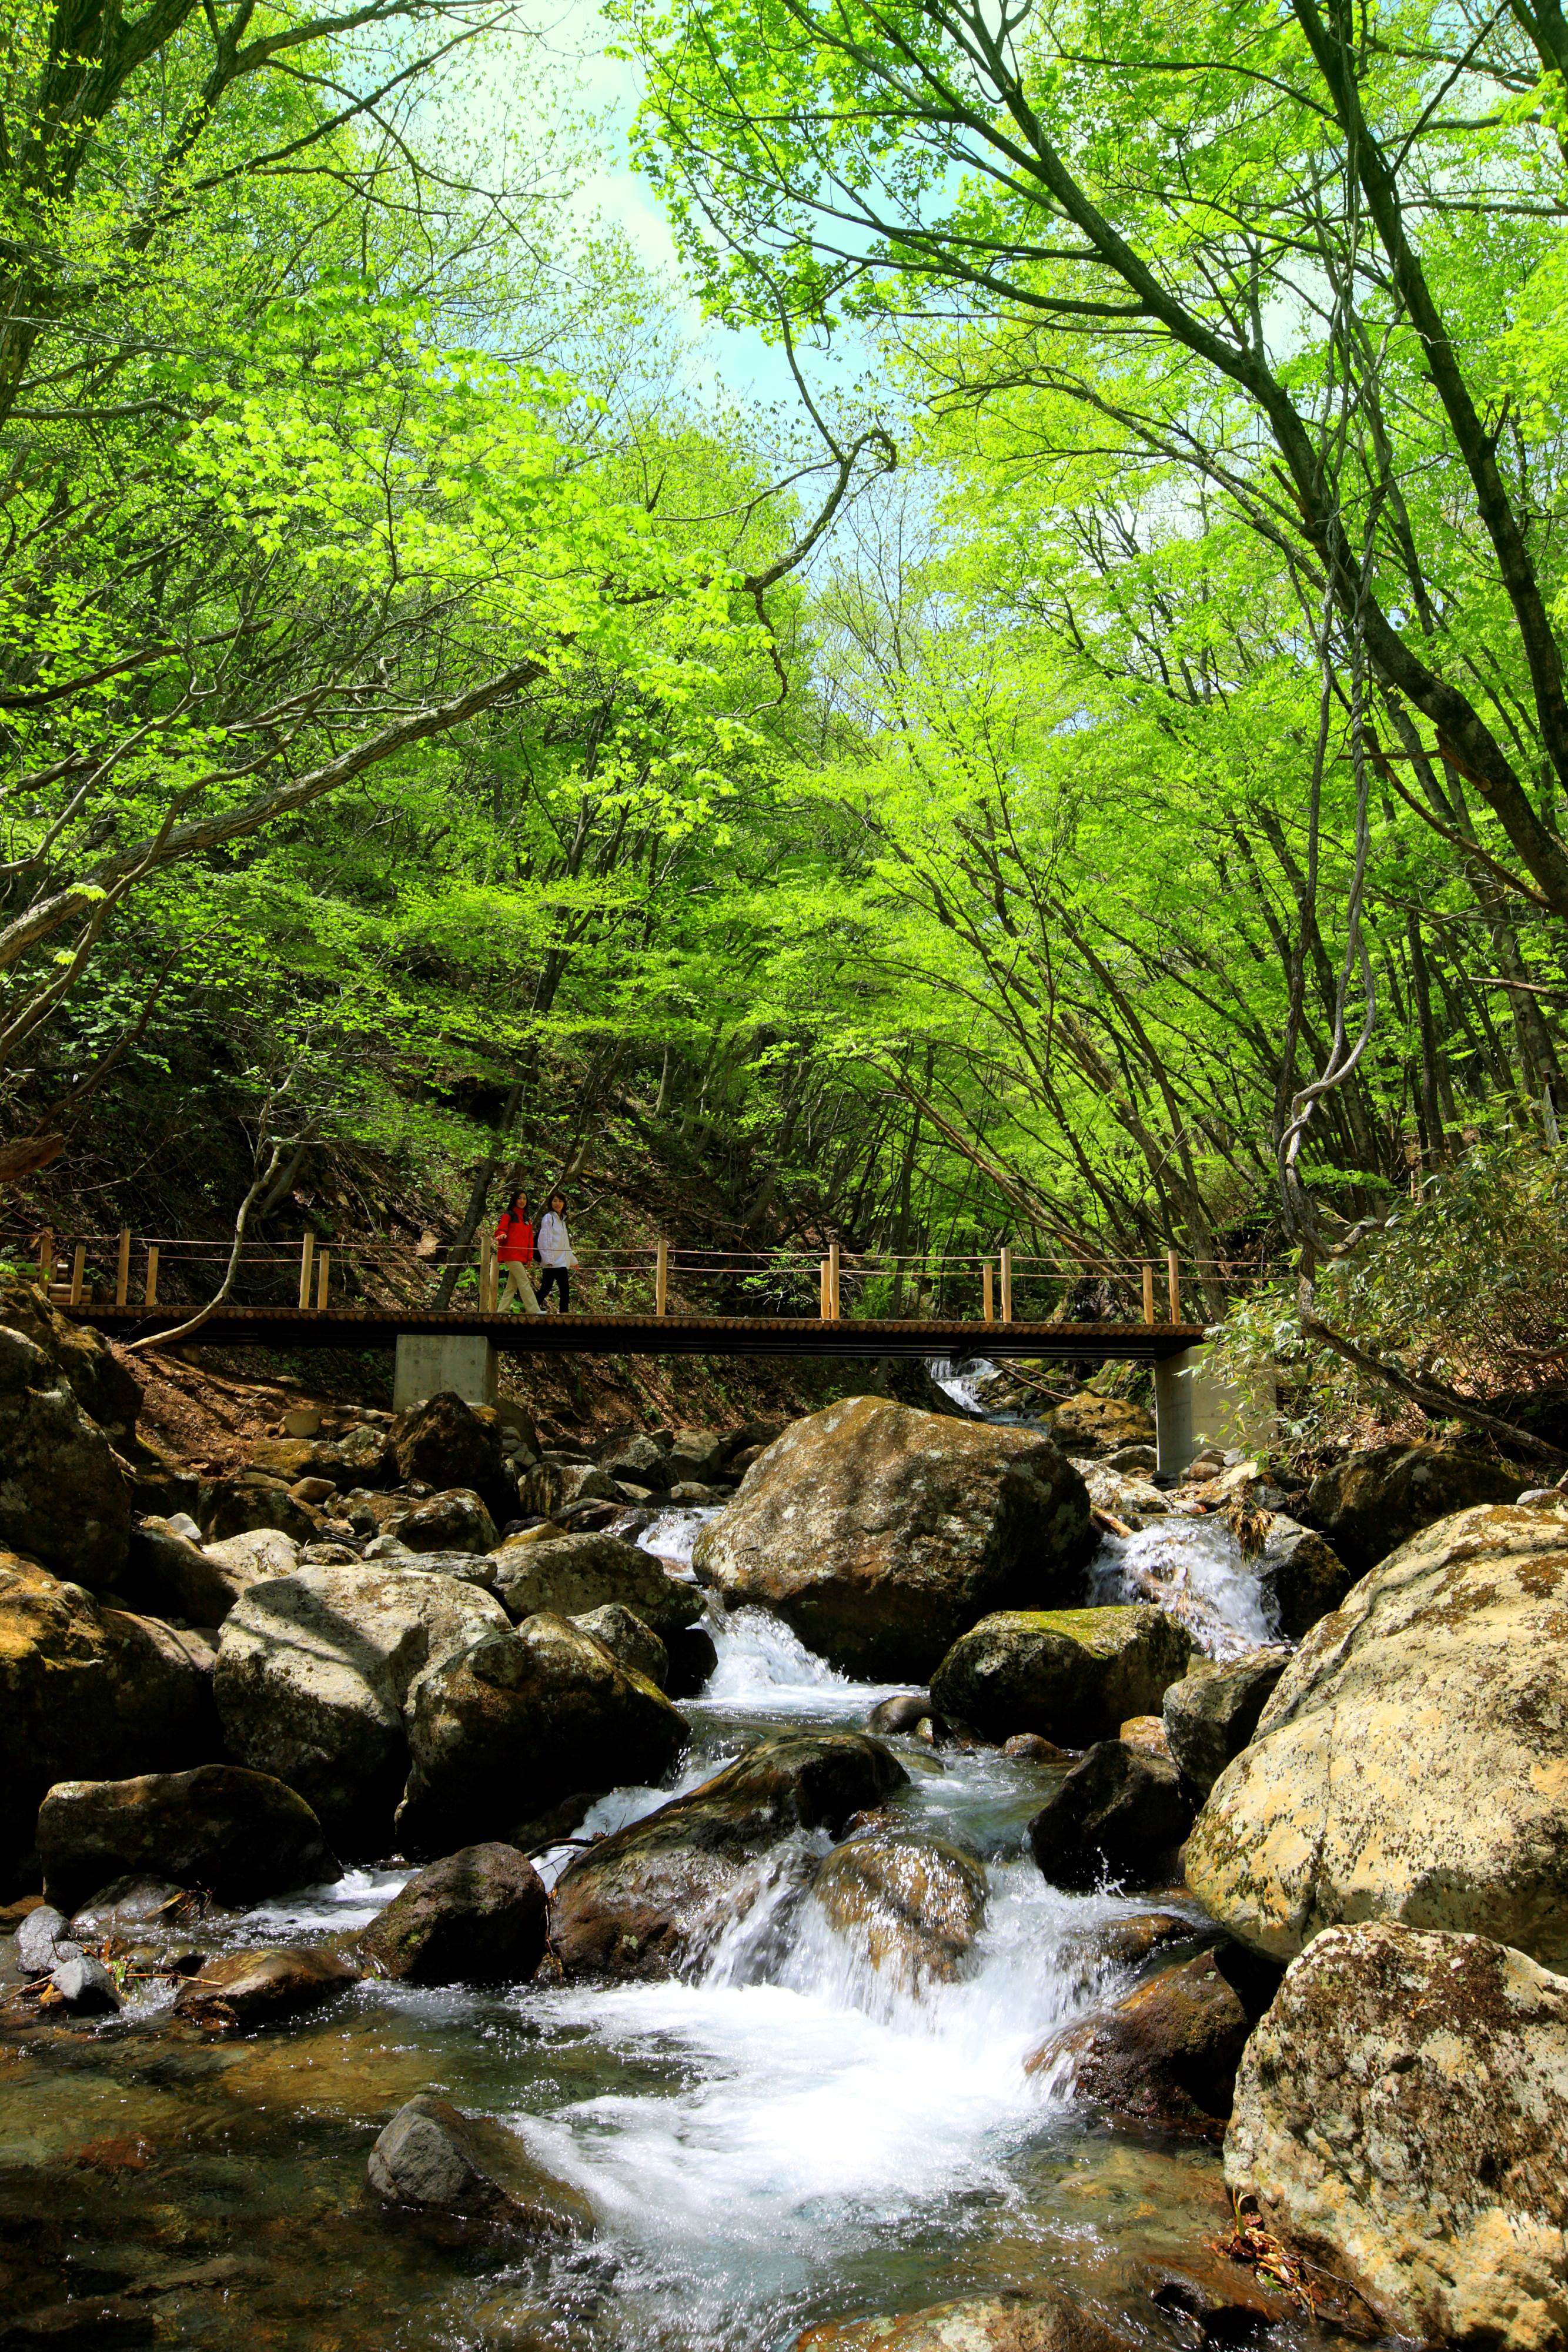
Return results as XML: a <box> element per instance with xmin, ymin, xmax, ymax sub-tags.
<box><xmin>2</xmin><ymin>0</ymin><xmax>1566</xmax><ymax>1439</ymax></box>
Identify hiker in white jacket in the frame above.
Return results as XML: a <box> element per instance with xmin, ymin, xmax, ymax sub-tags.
<box><xmin>535</xmin><ymin>1192</ymin><xmax>579</xmax><ymax>1312</ymax></box>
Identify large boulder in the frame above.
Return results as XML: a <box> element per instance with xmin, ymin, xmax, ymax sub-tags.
<box><xmin>395</xmin><ymin>1613</ymin><xmax>689</xmax><ymax>1859</ymax></box>
<box><xmin>596</xmin><ymin>1433</ymin><xmax>674</xmax><ymax>1491</ymax></box>
<box><xmin>1027</xmin><ymin>1946</ymin><xmax>1258</xmax><ymax>2134</ymax></box>
<box><xmin>0</xmin><ymin>1321</ymin><xmax>130</xmax><ymax>1583</ymax></box>
<box><xmin>357</xmin><ymin>1843</ymin><xmax>547</xmax><ymax>1984</ymax></box>
<box><xmin>390</xmin><ymin>1392</ymin><xmax>514</xmax><ymax>1526</ymax></box>
<box><xmin>0</xmin><ymin>1278</ymin><xmax>141</xmax><ymax>1439</ymax></box>
<box><xmin>37</xmin><ymin>1763</ymin><xmax>338</xmax><ymax>1911</ymax></box>
<box><xmin>1046</xmin><ymin>1392</ymin><xmax>1155</xmax><ymax>1458</ymax></box>
<box><xmin>570</xmin><ymin>1601</ymin><xmax>668</xmax><ymax>1689</ymax></box>
<box><xmin>367</xmin><ymin>2093</ymin><xmax>594</xmax><ymax>2239</ymax></box>
<box><xmin>811</xmin><ymin>1830</ymin><xmax>988</xmax><ymax>1990</ymax></box>
<box><xmin>198</xmin><ymin>1475</ymin><xmax>318</xmax><ymax>1546</ymax></box>
<box><xmin>1255</xmin><ymin>1519</ymin><xmax>1356</xmax><ymax>1639</ymax></box>
<box><xmin>1303</xmin><ymin>1442</ymin><xmax>1530</xmax><ymax>1572</ymax></box>
<box><xmin>1028</xmin><ymin>1740</ymin><xmax>1194</xmax><ymax>1892</ymax></box>
<box><xmin>491</xmin><ymin>1531</ymin><xmax>702</xmax><ymax>1639</ymax></box>
<box><xmin>122</xmin><ymin>1519</ymin><xmax>289</xmax><ymax>1626</ymax></box>
<box><xmin>0</xmin><ymin>1556</ymin><xmax>216</xmax><ymax>1871</ymax></box>
<box><xmin>930</xmin><ymin>1606</ymin><xmax>1192</xmax><ymax>1745</ymax></box>
<box><xmin>691</xmin><ymin>1398</ymin><xmax>1094</xmax><ymax>1679</ymax></box>
<box><xmin>1225</xmin><ymin>1922</ymin><xmax>1568</xmax><ymax>2346</ymax></box>
<box><xmin>396</xmin><ymin>1489</ymin><xmax>498</xmax><ymax>1555</ymax></box>
<box><xmin>1161</xmin><ymin>1651</ymin><xmax>1290</xmax><ymax>1797</ymax></box>
<box><xmin>1185</xmin><ymin>1504</ymin><xmax>1568</xmax><ymax>1969</ymax></box>
<box><xmin>551</xmin><ymin>1732</ymin><xmax>908</xmax><ymax>1980</ymax></box>
<box><xmin>214</xmin><ymin>1567</ymin><xmax>509</xmax><ymax>1849</ymax></box>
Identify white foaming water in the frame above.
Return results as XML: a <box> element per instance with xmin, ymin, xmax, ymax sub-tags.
<box><xmin>244</xmin><ymin>1865</ymin><xmax>412</xmax><ymax>1937</ymax></box>
<box><xmin>927</xmin><ymin>1355</ymin><xmax>995</xmax><ymax>1414</ymax></box>
<box><xmin>703</xmin><ymin>1604</ymin><xmax>917</xmax><ymax>1718</ymax></box>
<box><xmin>1090</xmin><ymin>1518</ymin><xmax>1281</xmax><ymax>1658</ymax></box>
<box><xmin>637</xmin><ymin>1505</ymin><xmax>721</xmax><ymax>1567</ymax></box>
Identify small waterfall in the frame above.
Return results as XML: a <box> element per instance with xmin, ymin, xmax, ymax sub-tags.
<box><xmin>927</xmin><ymin>1355</ymin><xmax>996</xmax><ymax>1413</ymax></box>
<box><xmin>1089</xmin><ymin>1516</ymin><xmax>1281</xmax><ymax>1657</ymax></box>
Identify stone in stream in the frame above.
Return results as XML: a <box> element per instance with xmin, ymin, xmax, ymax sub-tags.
<box><xmin>214</xmin><ymin>1565</ymin><xmax>509</xmax><ymax>1849</ymax></box>
<box><xmin>490</xmin><ymin>1529</ymin><xmax>703</xmax><ymax>1639</ymax></box>
<box><xmin>49</xmin><ymin>1952</ymin><xmax>122</xmax><ymax>2013</ymax></box>
<box><xmin>394</xmin><ymin>1488</ymin><xmax>499</xmax><ymax>1556</ymax></box>
<box><xmin>794</xmin><ymin>2287</ymin><xmax>1132</xmax><ymax>2352</ymax></box>
<box><xmin>692</xmin><ymin>1398</ymin><xmax>1094</xmax><ymax>1681</ymax></box>
<box><xmin>1302</xmin><ymin>1440</ymin><xmax>1532</xmax><ymax>1572</ymax></box>
<box><xmin>173</xmin><ymin>1944</ymin><xmax>361</xmax><ymax>2028</ymax></box>
<box><xmin>551</xmin><ymin>1732</ymin><xmax>908</xmax><ymax>1981</ymax></box>
<box><xmin>867</xmin><ymin>1694</ymin><xmax>935</xmax><ymax>1736</ymax></box>
<box><xmin>37</xmin><ymin>1763</ymin><xmax>339</xmax><ymax>1912</ymax></box>
<box><xmin>1027</xmin><ymin>1945</ymin><xmax>1275</xmax><ymax>2134</ymax></box>
<box><xmin>391</xmin><ymin>1391</ymin><xmax>517</xmax><ymax>1526</ymax></box>
<box><xmin>69</xmin><ymin>1876</ymin><xmax>205</xmax><ymax>1943</ymax></box>
<box><xmin>15</xmin><ymin>1903</ymin><xmax>76</xmax><ymax>1975</ymax></box>
<box><xmin>1029</xmin><ymin>1740</ymin><xmax>1195</xmax><ymax>1893</ymax></box>
<box><xmin>570</xmin><ymin>1601</ymin><xmax>668</xmax><ymax>1689</ymax></box>
<box><xmin>367</xmin><ymin>2093</ymin><xmax>594</xmax><ymax>2239</ymax></box>
<box><xmin>1</xmin><ymin>1556</ymin><xmax>219</xmax><ymax>1875</ymax></box>
<box><xmin>666</xmin><ymin>1427</ymin><xmax>730</xmax><ymax>1482</ymax></box>
<box><xmin>1160</xmin><ymin>1650</ymin><xmax>1290</xmax><ymax>1796</ymax></box>
<box><xmin>1047</xmin><ymin>1392</ymin><xmax>1155</xmax><ymax>1459</ymax></box>
<box><xmin>1001</xmin><ymin>1732</ymin><xmax>1074</xmax><ymax>1763</ymax></box>
<box><xmin>929</xmin><ymin>1605</ymin><xmax>1192</xmax><ymax>1746</ymax></box>
<box><xmin>0</xmin><ymin>1309</ymin><xmax>132</xmax><ymax>1585</ymax></box>
<box><xmin>1225</xmin><ymin>1921</ymin><xmax>1568</xmax><ymax>2345</ymax></box>
<box><xmin>1253</xmin><ymin>1518</ymin><xmax>1356</xmax><ymax>1639</ymax></box>
<box><xmin>1185</xmin><ymin>1502</ymin><xmax>1568</xmax><ymax>1968</ymax></box>
<box><xmin>663</xmin><ymin>1622</ymin><xmax>718</xmax><ymax>1699</ymax></box>
<box><xmin>596</xmin><ymin>1432</ymin><xmax>674</xmax><ymax>1491</ymax></box>
<box><xmin>811</xmin><ymin>1830</ymin><xmax>988</xmax><ymax>1989</ymax></box>
<box><xmin>357</xmin><ymin>1843</ymin><xmax>548</xmax><ymax>1985</ymax></box>
<box><xmin>395</xmin><ymin>1612</ymin><xmax>689</xmax><ymax>1859</ymax></box>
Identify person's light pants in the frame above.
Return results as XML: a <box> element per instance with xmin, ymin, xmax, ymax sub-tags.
<box><xmin>499</xmin><ymin>1263</ymin><xmax>542</xmax><ymax>1314</ymax></box>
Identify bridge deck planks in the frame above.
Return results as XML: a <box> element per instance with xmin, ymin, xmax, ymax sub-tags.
<box><xmin>66</xmin><ymin>1304</ymin><xmax>1206</xmax><ymax>1360</ymax></box>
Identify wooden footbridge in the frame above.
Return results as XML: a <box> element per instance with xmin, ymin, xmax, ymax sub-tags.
<box><xmin>36</xmin><ymin>1231</ymin><xmax>1214</xmax><ymax>1361</ymax></box>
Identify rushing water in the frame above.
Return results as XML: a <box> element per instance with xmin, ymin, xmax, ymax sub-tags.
<box><xmin>0</xmin><ymin>1517</ymin><xmax>1318</xmax><ymax>2351</ymax></box>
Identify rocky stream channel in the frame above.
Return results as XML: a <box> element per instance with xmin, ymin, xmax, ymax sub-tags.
<box><xmin>2</xmin><ymin>1291</ymin><xmax>1566</xmax><ymax>2352</ymax></box>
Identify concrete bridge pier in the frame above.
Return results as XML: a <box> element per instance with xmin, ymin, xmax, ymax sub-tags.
<box><xmin>393</xmin><ymin>1332</ymin><xmax>497</xmax><ymax>1414</ymax></box>
<box><xmin>1153</xmin><ymin>1344</ymin><xmax>1276</xmax><ymax>1477</ymax></box>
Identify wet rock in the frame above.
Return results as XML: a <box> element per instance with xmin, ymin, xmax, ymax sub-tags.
<box><xmin>1047</xmin><ymin>1392</ymin><xmax>1156</xmax><ymax>1459</ymax></box>
<box><xmin>1161</xmin><ymin>1651</ymin><xmax>1290</xmax><ymax>1797</ymax></box>
<box><xmin>663</xmin><ymin>1622</ymin><xmax>718</xmax><ymax>1699</ymax></box>
<box><xmin>0</xmin><ymin>1321</ymin><xmax>131</xmax><ymax>1585</ymax></box>
<box><xmin>1002</xmin><ymin>1732</ymin><xmax>1074</xmax><ymax>1763</ymax></box>
<box><xmin>198</xmin><ymin>1475</ymin><xmax>317</xmax><ymax>1546</ymax></box>
<box><xmin>1303</xmin><ymin>1441</ymin><xmax>1531</xmax><ymax>1573</ymax></box>
<box><xmin>358</xmin><ymin>1843</ymin><xmax>547</xmax><ymax>1984</ymax></box>
<box><xmin>16</xmin><ymin>1904</ymin><xmax>74</xmax><ymax>1974</ymax></box>
<box><xmin>1105</xmin><ymin>1444</ymin><xmax>1158</xmax><ymax>1475</ymax></box>
<box><xmin>1225</xmin><ymin>1921</ymin><xmax>1568</xmax><ymax>2344</ymax></box>
<box><xmin>215</xmin><ymin>1566</ymin><xmax>508</xmax><ymax>1849</ymax></box>
<box><xmin>490</xmin><ymin>1530</ymin><xmax>703</xmax><ymax>1639</ymax></box>
<box><xmin>1117</xmin><ymin>1714</ymin><xmax>1173</xmax><ymax>1763</ymax></box>
<box><xmin>0</xmin><ymin>2298</ymin><xmax>156</xmax><ymax>2344</ymax></box>
<box><xmin>37</xmin><ymin>1763</ymin><xmax>338</xmax><ymax>1911</ymax></box>
<box><xmin>553</xmin><ymin>1731</ymin><xmax>908</xmax><ymax>1980</ymax></box>
<box><xmin>570</xmin><ymin>1601</ymin><xmax>668</xmax><ymax>1688</ymax></box>
<box><xmin>812</xmin><ymin>1830</ymin><xmax>988</xmax><ymax>1987</ymax></box>
<box><xmin>596</xmin><ymin>1434</ymin><xmax>674</xmax><ymax>1491</ymax></box>
<box><xmin>1076</xmin><ymin>1463</ymin><xmax>1169</xmax><ymax>1525</ymax></box>
<box><xmin>367</xmin><ymin>2093</ymin><xmax>594</xmax><ymax>2238</ymax></box>
<box><xmin>396</xmin><ymin>1612</ymin><xmax>689</xmax><ymax>1858</ymax></box>
<box><xmin>1185</xmin><ymin>1503</ymin><xmax>1568</xmax><ymax>1967</ymax></box>
<box><xmin>868</xmin><ymin>1694</ymin><xmax>934</xmax><ymax>1736</ymax></box>
<box><xmin>1029</xmin><ymin>1740</ymin><xmax>1195</xmax><ymax>1892</ymax></box>
<box><xmin>1</xmin><ymin>1558</ymin><xmax>218</xmax><ymax>1875</ymax></box>
<box><xmin>794</xmin><ymin>2288</ymin><xmax>1129</xmax><ymax>2352</ymax></box>
<box><xmin>1028</xmin><ymin>1947</ymin><xmax>1259</xmax><ymax>2133</ymax></box>
<box><xmin>68</xmin><ymin>1876</ymin><xmax>202</xmax><ymax>1942</ymax></box>
<box><xmin>693</xmin><ymin>1399</ymin><xmax>1094</xmax><ymax>1681</ymax></box>
<box><xmin>50</xmin><ymin>1952</ymin><xmax>120</xmax><ymax>2013</ymax></box>
<box><xmin>1255</xmin><ymin>1518</ymin><xmax>1356</xmax><ymax>1638</ymax></box>
<box><xmin>930</xmin><ymin>1606</ymin><xmax>1192</xmax><ymax>1746</ymax></box>
<box><xmin>391</xmin><ymin>1392</ymin><xmax>516</xmax><ymax>1526</ymax></box>
<box><xmin>396</xmin><ymin>1488</ymin><xmax>499</xmax><ymax>1555</ymax></box>
<box><xmin>1096</xmin><ymin>1910</ymin><xmax>1199</xmax><ymax>1968</ymax></box>
<box><xmin>173</xmin><ymin>1943</ymin><xmax>360</xmax><ymax>2027</ymax></box>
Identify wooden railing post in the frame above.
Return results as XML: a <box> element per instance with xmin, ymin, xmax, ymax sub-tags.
<box><xmin>655</xmin><ymin>1238</ymin><xmax>669</xmax><ymax>1318</ymax></box>
<box><xmin>70</xmin><ymin>1244</ymin><xmax>85</xmax><ymax>1306</ymax></box>
<box><xmin>1166</xmin><ymin>1247</ymin><xmax>1181</xmax><ymax>1322</ymax></box>
<box><xmin>298</xmin><ymin>1234</ymin><xmax>315</xmax><ymax>1309</ymax></box>
<box><xmin>982</xmin><ymin>1261</ymin><xmax>995</xmax><ymax>1323</ymax></box>
<box><xmin>316</xmin><ymin>1249</ymin><xmax>330</xmax><ymax>1311</ymax></box>
<box><xmin>145</xmin><ymin>1246</ymin><xmax>159</xmax><ymax>1307</ymax></box>
<box><xmin>999</xmin><ymin>1246</ymin><xmax>1012</xmax><ymax>1323</ymax></box>
<box><xmin>820</xmin><ymin>1258</ymin><xmax>831</xmax><ymax>1321</ymax></box>
<box><xmin>1142</xmin><ymin>1264</ymin><xmax>1155</xmax><ymax>1324</ymax></box>
<box><xmin>36</xmin><ymin>1228</ymin><xmax>52</xmax><ymax>1288</ymax></box>
<box><xmin>115</xmin><ymin>1228</ymin><xmax>131</xmax><ymax>1308</ymax></box>
<box><xmin>828</xmin><ymin>1239</ymin><xmax>841</xmax><ymax>1320</ymax></box>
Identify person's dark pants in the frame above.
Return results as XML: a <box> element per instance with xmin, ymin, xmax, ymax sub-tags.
<box><xmin>537</xmin><ymin>1267</ymin><xmax>570</xmax><ymax>1311</ymax></box>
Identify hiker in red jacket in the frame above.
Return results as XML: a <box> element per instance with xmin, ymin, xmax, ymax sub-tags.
<box><xmin>494</xmin><ymin>1190</ymin><xmax>542</xmax><ymax>1314</ymax></box>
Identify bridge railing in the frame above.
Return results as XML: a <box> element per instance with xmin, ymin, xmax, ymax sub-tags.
<box><xmin>22</xmin><ymin>1225</ymin><xmax>1261</xmax><ymax>1330</ymax></box>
